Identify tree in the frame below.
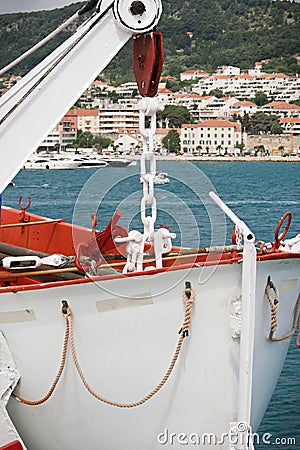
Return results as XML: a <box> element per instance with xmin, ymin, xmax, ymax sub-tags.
<box><xmin>166</xmin><ymin>79</ymin><xmax>181</xmax><ymax>92</ymax></box>
<box><xmin>293</xmin><ymin>98</ymin><xmax>300</xmax><ymax>107</ymax></box>
<box><xmin>93</xmin><ymin>136</ymin><xmax>112</xmax><ymax>152</ymax></box>
<box><xmin>162</xmin><ymin>130</ymin><xmax>181</xmax><ymax>153</ymax></box>
<box><xmin>253</xmin><ymin>91</ymin><xmax>269</xmax><ymax>106</ymax></box>
<box><xmin>73</xmin><ymin>131</ymin><xmax>94</xmax><ymax>148</ymax></box>
<box><xmin>270</xmin><ymin>122</ymin><xmax>283</xmax><ymax>135</ymax></box>
<box><xmin>240</xmin><ymin>112</ymin><xmax>280</xmax><ymax>135</ymax></box>
<box><xmin>157</xmin><ymin>105</ymin><xmax>191</xmax><ymax>128</ymax></box>
<box><xmin>208</xmin><ymin>88</ymin><xmax>224</xmax><ymax>98</ymax></box>
<box><xmin>107</xmin><ymin>91</ymin><xmax>120</xmax><ymax>103</ymax></box>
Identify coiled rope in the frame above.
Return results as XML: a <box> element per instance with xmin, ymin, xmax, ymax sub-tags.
<box><xmin>13</xmin><ymin>285</ymin><xmax>196</xmax><ymax>407</ymax></box>
<box><xmin>265</xmin><ymin>277</ymin><xmax>300</xmax><ymax>347</ymax></box>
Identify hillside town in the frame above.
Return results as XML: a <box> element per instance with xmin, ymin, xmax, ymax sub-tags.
<box><xmin>1</xmin><ymin>60</ymin><xmax>300</xmax><ymax>158</ymax></box>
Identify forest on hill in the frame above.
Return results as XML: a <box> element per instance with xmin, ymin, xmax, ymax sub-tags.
<box><xmin>0</xmin><ymin>0</ymin><xmax>299</xmax><ymax>80</ymax></box>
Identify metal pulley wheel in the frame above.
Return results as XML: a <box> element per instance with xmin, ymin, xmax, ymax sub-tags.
<box><xmin>113</xmin><ymin>0</ymin><xmax>162</xmax><ymax>32</ymax></box>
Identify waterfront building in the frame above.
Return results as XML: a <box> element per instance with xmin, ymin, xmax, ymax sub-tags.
<box><xmin>279</xmin><ymin>117</ymin><xmax>300</xmax><ymax>136</ymax></box>
<box><xmin>98</xmin><ymin>99</ymin><xmax>139</xmax><ymax>134</ymax></box>
<box><xmin>181</xmin><ymin>119</ymin><xmax>242</xmax><ymax>154</ymax></box>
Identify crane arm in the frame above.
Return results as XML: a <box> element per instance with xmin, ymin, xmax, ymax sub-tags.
<box><xmin>0</xmin><ymin>0</ymin><xmax>162</xmax><ymax>194</ymax></box>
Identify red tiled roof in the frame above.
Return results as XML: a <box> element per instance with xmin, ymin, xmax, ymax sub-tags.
<box><xmin>264</xmin><ymin>101</ymin><xmax>300</xmax><ymax>110</ymax></box>
<box><xmin>213</xmin><ymin>75</ymin><xmax>229</xmax><ymax>79</ymax></box>
<box><xmin>181</xmin><ymin>69</ymin><xmax>209</xmax><ymax>75</ymax></box>
<box><xmin>199</xmin><ymin>119</ymin><xmax>241</xmax><ymax>130</ymax></box>
<box><xmin>233</xmin><ymin>101</ymin><xmax>256</xmax><ymax>107</ymax></box>
<box><xmin>157</xmin><ymin>87</ymin><xmax>173</xmax><ymax>94</ymax></box>
<box><xmin>174</xmin><ymin>93</ymin><xmax>202</xmax><ymax>99</ymax></box>
<box><xmin>274</xmin><ymin>73</ymin><xmax>288</xmax><ymax>78</ymax></box>
<box><xmin>161</xmin><ymin>75</ymin><xmax>178</xmax><ymax>80</ymax></box>
<box><xmin>182</xmin><ymin>120</ymin><xmax>241</xmax><ymax>131</ymax></box>
<box><xmin>92</xmin><ymin>80</ymin><xmax>108</xmax><ymax>86</ymax></box>
<box><xmin>238</xmin><ymin>73</ymin><xmax>253</xmax><ymax>79</ymax></box>
<box><xmin>67</xmin><ymin>109</ymin><xmax>99</xmax><ymax>116</ymax></box>
<box><xmin>257</xmin><ymin>73</ymin><xmax>273</xmax><ymax>79</ymax></box>
<box><xmin>279</xmin><ymin>117</ymin><xmax>300</xmax><ymax>123</ymax></box>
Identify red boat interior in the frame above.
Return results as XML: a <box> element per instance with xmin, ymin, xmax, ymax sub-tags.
<box><xmin>0</xmin><ymin>204</ymin><xmax>298</xmax><ymax>292</ymax></box>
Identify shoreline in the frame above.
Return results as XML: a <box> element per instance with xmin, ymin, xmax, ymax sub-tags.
<box><xmin>127</xmin><ymin>155</ymin><xmax>300</xmax><ymax>162</ymax></box>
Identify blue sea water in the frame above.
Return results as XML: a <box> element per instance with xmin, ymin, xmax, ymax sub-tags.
<box><xmin>2</xmin><ymin>161</ymin><xmax>300</xmax><ymax>449</ymax></box>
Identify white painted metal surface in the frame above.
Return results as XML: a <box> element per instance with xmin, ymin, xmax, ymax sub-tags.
<box><xmin>210</xmin><ymin>191</ymin><xmax>257</xmax><ymax>449</ymax></box>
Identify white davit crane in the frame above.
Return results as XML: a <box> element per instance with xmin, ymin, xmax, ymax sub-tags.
<box><xmin>0</xmin><ymin>0</ymin><xmax>162</xmax><ymax>194</ymax></box>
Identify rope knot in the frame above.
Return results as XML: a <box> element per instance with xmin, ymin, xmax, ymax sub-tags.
<box><xmin>61</xmin><ymin>300</ymin><xmax>72</xmax><ymax>319</ymax></box>
<box><xmin>179</xmin><ymin>282</ymin><xmax>196</xmax><ymax>338</ymax></box>
<box><xmin>265</xmin><ymin>277</ymin><xmax>300</xmax><ymax>347</ymax></box>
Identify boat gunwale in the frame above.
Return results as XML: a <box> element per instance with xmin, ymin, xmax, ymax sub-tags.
<box><xmin>0</xmin><ymin>251</ymin><xmax>299</xmax><ymax>294</ymax></box>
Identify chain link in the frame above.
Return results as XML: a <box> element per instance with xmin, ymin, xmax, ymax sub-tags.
<box><xmin>115</xmin><ymin>97</ymin><xmax>176</xmax><ymax>274</ymax></box>
<box><xmin>138</xmin><ymin>97</ymin><xmax>163</xmax><ymax>240</ymax></box>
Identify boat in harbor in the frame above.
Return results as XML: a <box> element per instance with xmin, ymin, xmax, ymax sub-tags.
<box><xmin>71</xmin><ymin>155</ymin><xmax>108</xmax><ymax>167</ymax></box>
<box><xmin>0</xmin><ymin>1</ymin><xmax>299</xmax><ymax>449</ymax></box>
<box><xmin>23</xmin><ymin>157</ymin><xmax>80</xmax><ymax>170</ymax></box>
<box><xmin>154</xmin><ymin>171</ymin><xmax>170</xmax><ymax>184</ymax></box>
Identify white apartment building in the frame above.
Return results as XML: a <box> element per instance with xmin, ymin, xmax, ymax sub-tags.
<box><xmin>114</xmin><ymin>82</ymin><xmax>139</xmax><ymax>97</ymax></box>
<box><xmin>180</xmin><ymin>69</ymin><xmax>210</xmax><ymax>81</ymax></box>
<box><xmin>279</xmin><ymin>117</ymin><xmax>300</xmax><ymax>136</ymax></box>
<box><xmin>98</xmin><ymin>99</ymin><xmax>139</xmax><ymax>134</ymax></box>
<box><xmin>157</xmin><ymin>87</ymin><xmax>175</xmax><ymax>103</ymax></box>
<box><xmin>231</xmin><ymin>101</ymin><xmax>258</xmax><ymax>116</ymax></box>
<box><xmin>197</xmin><ymin>97</ymin><xmax>238</xmax><ymax>121</ymax></box>
<box><xmin>172</xmin><ymin>92</ymin><xmax>204</xmax><ymax>108</ymax></box>
<box><xmin>192</xmin><ymin>72</ymin><xmax>300</xmax><ymax>101</ymax></box>
<box><xmin>181</xmin><ymin>119</ymin><xmax>242</xmax><ymax>154</ymax></box>
<box><xmin>216</xmin><ymin>65</ymin><xmax>240</xmax><ymax>76</ymax></box>
<box><xmin>261</xmin><ymin>101</ymin><xmax>300</xmax><ymax>117</ymax></box>
<box><xmin>73</xmin><ymin>109</ymin><xmax>99</xmax><ymax>134</ymax></box>
<box><xmin>39</xmin><ymin>129</ymin><xmax>76</xmax><ymax>152</ymax></box>
<box><xmin>272</xmin><ymin>76</ymin><xmax>300</xmax><ymax>102</ymax></box>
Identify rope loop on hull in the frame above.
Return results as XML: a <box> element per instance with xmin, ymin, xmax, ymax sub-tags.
<box><xmin>13</xmin><ymin>304</ymin><xmax>70</xmax><ymax>405</ymax></box>
<box><xmin>265</xmin><ymin>277</ymin><xmax>300</xmax><ymax>347</ymax></box>
<box><xmin>12</xmin><ymin>285</ymin><xmax>196</xmax><ymax>407</ymax></box>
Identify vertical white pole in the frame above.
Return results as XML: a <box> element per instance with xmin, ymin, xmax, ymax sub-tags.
<box><xmin>238</xmin><ymin>235</ymin><xmax>256</xmax><ymax>424</ymax></box>
<box><xmin>209</xmin><ymin>191</ymin><xmax>257</xmax><ymax>448</ymax></box>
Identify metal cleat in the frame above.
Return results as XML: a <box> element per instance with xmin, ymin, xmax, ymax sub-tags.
<box><xmin>153</xmin><ymin>228</ymin><xmax>176</xmax><ymax>269</ymax></box>
<box><xmin>115</xmin><ymin>230</ymin><xmax>144</xmax><ymax>273</ymax></box>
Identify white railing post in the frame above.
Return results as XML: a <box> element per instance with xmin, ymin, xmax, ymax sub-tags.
<box><xmin>209</xmin><ymin>192</ymin><xmax>256</xmax><ymax>449</ymax></box>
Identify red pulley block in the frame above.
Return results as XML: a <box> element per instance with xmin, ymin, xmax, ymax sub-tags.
<box><xmin>132</xmin><ymin>31</ymin><xmax>164</xmax><ymax>97</ymax></box>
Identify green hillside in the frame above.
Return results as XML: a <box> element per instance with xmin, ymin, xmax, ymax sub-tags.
<box><xmin>0</xmin><ymin>0</ymin><xmax>299</xmax><ymax>79</ymax></box>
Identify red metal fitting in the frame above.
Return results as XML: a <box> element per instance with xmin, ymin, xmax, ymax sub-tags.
<box><xmin>132</xmin><ymin>32</ymin><xmax>164</xmax><ymax>97</ymax></box>
<box><xmin>18</xmin><ymin>195</ymin><xmax>31</xmax><ymax>222</ymax></box>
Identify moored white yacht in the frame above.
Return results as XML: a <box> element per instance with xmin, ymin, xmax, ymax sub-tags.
<box><xmin>23</xmin><ymin>156</ymin><xmax>80</xmax><ymax>170</ymax></box>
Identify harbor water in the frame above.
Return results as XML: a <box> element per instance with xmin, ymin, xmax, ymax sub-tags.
<box><xmin>3</xmin><ymin>160</ymin><xmax>300</xmax><ymax>449</ymax></box>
